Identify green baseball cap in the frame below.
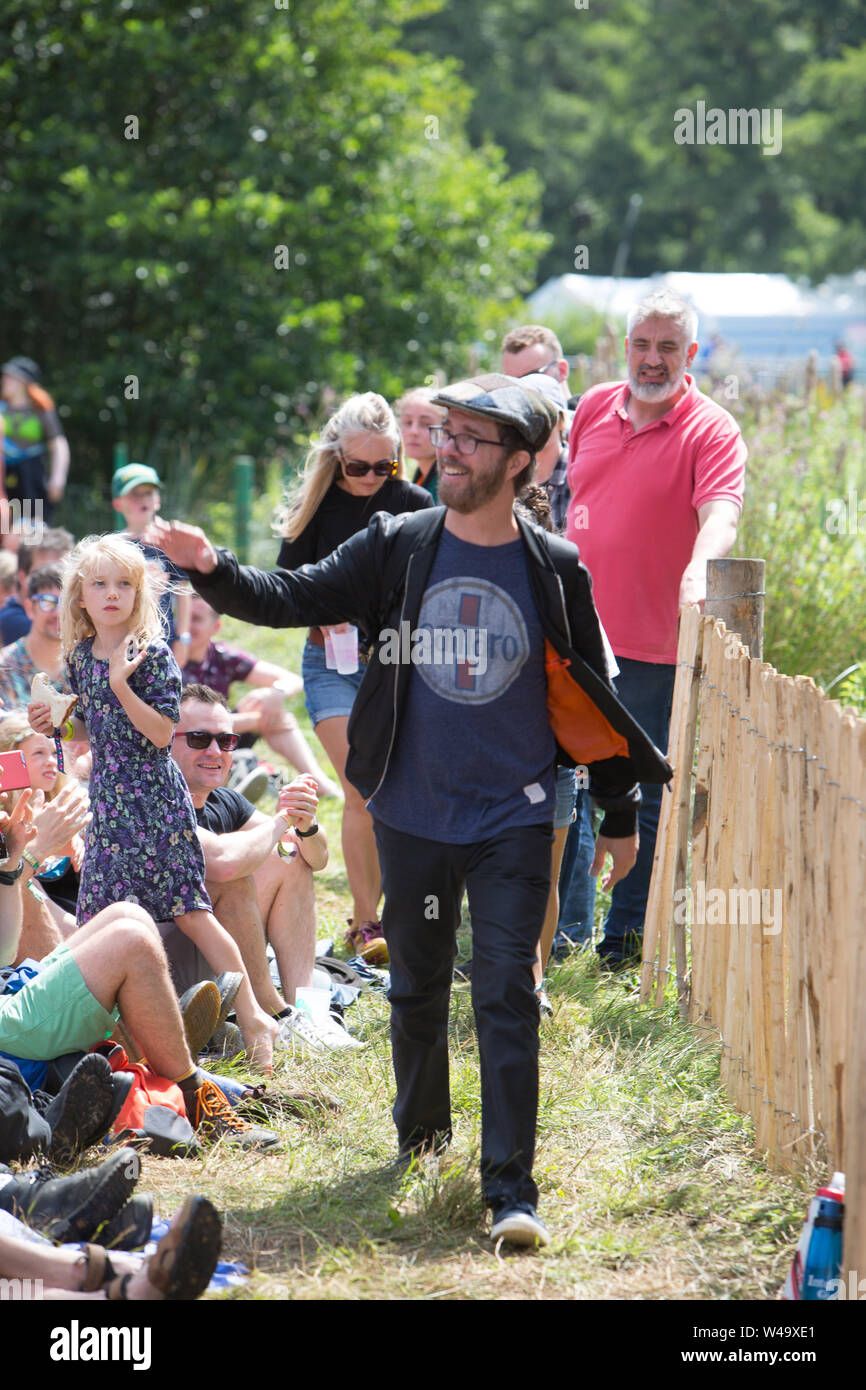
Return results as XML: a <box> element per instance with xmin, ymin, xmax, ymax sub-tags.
<box><xmin>112</xmin><ymin>463</ymin><xmax>163</xmax><ymax>499</ymax></box>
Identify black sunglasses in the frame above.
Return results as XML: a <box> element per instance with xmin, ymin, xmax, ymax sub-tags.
<box><xmin>340</xmin><ymin>456</ymin><xmax>399</xmax><ymax>478</ymax></box>
<box><xmin>177</xmin><ymin>730</ymin><xmax>240</xmax><ymax>752</ymax></box>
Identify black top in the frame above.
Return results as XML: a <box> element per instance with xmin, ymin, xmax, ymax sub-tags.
<box><xmin>195</xmin><ymin>786</ymin><xmax>256</xmax><ymax>835</ymax></box>
<box><xmin>277</xmin><ymin>477</ymin><xmax>435</xmax><ymax>570</ymax></box>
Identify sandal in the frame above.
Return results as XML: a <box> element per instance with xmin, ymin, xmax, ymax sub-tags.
<box><xmin>78</xmin><ymin>1195</ymin><xmax>222</xmax><ymax>1300</ymax></box>
<box><xmin>78</xmin><ymin>1243</ymin><xmax>133</xmax><ymax>1300</ymax></box>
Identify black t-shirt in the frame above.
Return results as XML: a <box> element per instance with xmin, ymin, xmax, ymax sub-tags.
<box><xmin>195</xmin><ymin>786</ymin><xmax>256</xmax><ymax>835</ymax></box>
<box><xmin>277</xmin><ymin>477</ymin><xmax>435</xmax><ymax>570</ymax></box>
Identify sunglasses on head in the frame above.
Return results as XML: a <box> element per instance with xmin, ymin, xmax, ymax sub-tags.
<box><xmin>340</xmin><ymin>456</ymin><xmax>399</xmax><ymax>478</ymax></box>
<box><xmin>178</xmin><ymin>730</ymin><xmax>240</xmax><ymax>752</ymax></box>
<box><xmin>32</xmin><ymin>593</ymin><xmax>60</xmax><ymax>612</ymax></box>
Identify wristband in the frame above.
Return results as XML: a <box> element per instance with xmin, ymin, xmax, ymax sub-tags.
<box><xmin>62</xmin><ymin>720</ymin><xmax>75</xmax><ymax>741</ymax></box>
<box><xmin>176</xmin><ymin>632</ymin><xmax>192</xmax><ymax>644</ymax></box>
<box><xmin>295</xmin><ymin>819</ymin><xmax>319</xmax><ymax>838</ymax></box>
<box><xmin>21</xmin><ymin>849</ymin><xmax>41</xmax><ymax>875</ymax></box>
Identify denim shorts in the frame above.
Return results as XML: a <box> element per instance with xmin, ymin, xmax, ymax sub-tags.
<box><xmin>301</xmin><ymin>638</ymin><xmax>365</xmax><ymax>726</ymax></box>
<box><xmin>554</xmin><ymin>766</ymin><xmax>577</xmax><ymax>830</ymax></box>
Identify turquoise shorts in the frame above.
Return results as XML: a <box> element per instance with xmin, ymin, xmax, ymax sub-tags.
<box><xmin>0</xmin><ymin>943</ymin><xmax>119</xmax><ymax>1060</ymax></box>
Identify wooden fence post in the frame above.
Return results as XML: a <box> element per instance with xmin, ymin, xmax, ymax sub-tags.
<box><xmin>706</xmin><ymin>558</ymin><xmax>765</xmax><ymax>659</ymax></box>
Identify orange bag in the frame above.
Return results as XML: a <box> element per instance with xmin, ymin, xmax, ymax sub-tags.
<box><xmin>544</xmin><ymin>640</ymin><xmax>630</xmax><ymax>765</ymax></box>
<box><xmin>90</xmin><ymin>1042</ymin><xmax>186</xmax><ymax>1133</ymax></box>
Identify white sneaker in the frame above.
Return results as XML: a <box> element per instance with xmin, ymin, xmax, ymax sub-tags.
<box><xmin>274</xmin><ymin>1008</ymin><xmax>328</xmax><ymax>1053</ymax></box>
<box><xmin>312</xmin><ymin>1011</ymin><xmax>363</xmax><ymax>1051</ymax></box>
<box><xmin>490</xmin><ymin>1203</ymin><xmax>550</xmax><ymax>1248</ymax></box>
<box><xmin>275</xmin><ymin>1007</ymin><xmax>362</xmax><ymax>1053</ymax></box>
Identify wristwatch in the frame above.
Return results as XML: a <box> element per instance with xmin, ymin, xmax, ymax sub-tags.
<box><xmin>0</xmin><ymin>860</ymin><xmax>24</xmax><ymax>885</ymax></box>
<box><xmin>296</xmin><ymin>820</ymin><xmax>319</xmax><ymax>838</ymax></box>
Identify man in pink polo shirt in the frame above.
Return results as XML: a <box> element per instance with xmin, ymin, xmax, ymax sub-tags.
<box><xmin>566</xmin><ymin>289</ymin><xmax>746</xmax><ymax>967</ymax></box>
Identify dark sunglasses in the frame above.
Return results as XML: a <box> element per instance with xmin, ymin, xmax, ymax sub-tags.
<box><xmin>32</xmin><ymin>593</ymin><xmax>61</xmax><ymax>612</ymax></box>
<box><xmin>341</xmin><ymin>456</ymin><xmax>399</xmax><ymax>478</ymax></box>
<box><xmin>177</xmin><ymin>730</ymin><xmax>240</xmax><ymax>752</ymax></box>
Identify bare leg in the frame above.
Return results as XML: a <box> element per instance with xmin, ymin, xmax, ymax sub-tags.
<box><xmin>315</xmin><ymin>715</ymin><xmax>381</xmax><ymax>924</ymax></box>
<box><xmin>533</xmin><ymin>826</ymin><xmax>569</xmax><ymax>987</ymax></box>
<box><xmin>261</xmin><ymin>715</ymin><xmax>343</xmax><ymax>799</ymax></box>
<box><xmin>252</xmin><ymin>845</ymin><xmax>317</xmax><ymax>1005</ymax></box>
<box><xmin>15</xmin><ymin>888</ymin><xmax>63</xmax><ymax>963</ymax></box>
<box><xmin>66</xmin><ymin>906</ymin><xmax>194</xmax><ymax>1079</ymax></box>
<box><xmin>207</xmin><ymin>876</ymin><xmax>285</xmax><ymax>1015</ymax></box>
<box><xmin>0</xmin><ymin>1217</ymin><xmax>206</xmax><ymax>1301</ymax></box>
<box><xmin>174</xmin><ymin>909</ymin><xmax>277</xmax><ymax>1073</ymax></box>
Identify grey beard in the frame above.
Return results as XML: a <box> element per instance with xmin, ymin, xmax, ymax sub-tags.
<box><xmin>628</xmin><ymin>370</ymin><xmax>684</xmax><ymax>404</ymax></box>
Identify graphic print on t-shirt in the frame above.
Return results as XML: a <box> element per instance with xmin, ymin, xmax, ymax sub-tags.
<box><xmin>413</xmin><ymin>577</ymin><xmax>528</xmax><ymax>704</ymax></box>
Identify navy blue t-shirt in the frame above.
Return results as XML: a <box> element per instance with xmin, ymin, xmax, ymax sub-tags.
<box><xmin>369</xmin><ymin>529</ymin><xmax>556</xmax><ymax>842</ymax></box>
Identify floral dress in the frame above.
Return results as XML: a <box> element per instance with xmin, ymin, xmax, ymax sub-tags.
<box><xmin>67</xmin><ymin>637</ymin><xmax>211</xmax><ymax>923</ymax></box>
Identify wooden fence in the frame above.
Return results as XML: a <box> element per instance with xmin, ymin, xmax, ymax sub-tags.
<box><xmin>640</xmin><ymin>607</ymin><xmax>866</xmax><ymax>1278</ymax></box>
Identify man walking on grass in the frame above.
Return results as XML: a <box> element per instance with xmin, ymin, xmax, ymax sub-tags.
<box><xmin>148</xmin><ymin>375</ymin><xmax>670</xmax><ymax>1248</ymax></box>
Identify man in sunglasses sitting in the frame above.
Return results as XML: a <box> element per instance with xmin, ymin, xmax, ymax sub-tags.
<box><xmin>0</xmin><ymin>564</ymin><xmax>67</xmax><ymax>712</ymax></box>
<box><xmin>161</xmin><ymin>685</ymin><xmax>345</xmax><ymax>1052</ymax></box>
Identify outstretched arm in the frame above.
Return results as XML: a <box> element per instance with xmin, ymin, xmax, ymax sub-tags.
<box><xmin>144</xmin><ymin>518</ymin><xmax>379</xmax><ymax>634</ymax></box>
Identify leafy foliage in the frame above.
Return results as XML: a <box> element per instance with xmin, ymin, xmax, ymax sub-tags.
<box><xmin>0</xmin><ymin>0</ymin><xmax>547</xmax><ymax>498</ymax></box>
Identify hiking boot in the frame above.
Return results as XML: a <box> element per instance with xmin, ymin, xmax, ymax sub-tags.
<box><xmin>490</xmin><ymin>1199</ymin><xmax>550</xmax><ymax>1248</ymax></box>
<box><xmin>186</xmin><ymin>1078</ymin><xmax>283</xmax><ymax>1151</ymax></box>
<box><xmin>179</xmin><ymin>980</ymin><xmax>221</xmax><ymax>1057</ymax></box>
<box><xmin>97</xmin><ymin>1192</ymin><xmax>154</xmax><ymax>1250</ymax></box>
<box><xmin>44</xmin><ymin>1053</ymin><xmax>115</xmax><ymax>1163</ymax></box>
<box><xmin>0</xmin><ymin>1147</ymin><xmax>140</xmax><ymax>1243</ymax></box>
<box><xmin>344</xmin><ymin>918</ymin><xmax>389</xmax><ymax>965</ymax></box>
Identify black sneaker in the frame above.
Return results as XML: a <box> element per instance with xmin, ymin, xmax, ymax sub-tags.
<box><xmin>44</xmin><ymin>1054</ymin><xmax>115</xmax><ymax>1163</ymax></box>
<box><xmin>490</xmin><ymin>1199</ymin><xmax>550</xmax><ymax>1248</ymax></box>
<box><xmin>0</xmin><ymin>1147</ymin><xmax>140</xmax><ymax>1243</ymax></box>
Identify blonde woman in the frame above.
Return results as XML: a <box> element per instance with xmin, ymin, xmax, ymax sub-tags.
<box><xmin>27</xmin><ymin>534</ymin><xmax>278</xmax><ymax>1072</ymax></box>
<box><xmin>277</xmin><ymin>393</ymin><xmax>434</xmax><ymax>961</ymax></box>
<box><xmin>396</xmin><ymin>386</ymin><xmax>446</xmax><ymax>503</ymax></box>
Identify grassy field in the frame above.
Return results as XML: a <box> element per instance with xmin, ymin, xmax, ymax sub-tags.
<box><xmin>129</xmin><ymin>616</ymin><xmax>811</xmax><ymax>1303</ymax></box>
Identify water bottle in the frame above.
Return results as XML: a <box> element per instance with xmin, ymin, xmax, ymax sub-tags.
<box><xmin>802</xmin><ymin>1181</ymin><xmax>844</xmax><ymax>1300</ymax></box>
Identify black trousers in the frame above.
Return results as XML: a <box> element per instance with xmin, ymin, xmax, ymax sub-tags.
<box><xmin>373</xmin><ymin>819</ymin><xmax>552</xmax><ymax>1207</ymax></box>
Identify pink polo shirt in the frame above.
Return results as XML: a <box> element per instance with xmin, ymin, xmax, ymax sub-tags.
<box><xmin>566</xmin><ymin>376</ymin><xmax>746</xmax><ymax>664</ymax></box>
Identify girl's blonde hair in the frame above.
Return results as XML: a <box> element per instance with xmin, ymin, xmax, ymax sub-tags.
<box><xmin>60</xmin><ymin>534</ymin><xmax>167</xmax><ymax>656</ymax></box>
<box><xmin>277</xmin><ymin>392</ymin><xmax>405</xmax><ymax>543</ymax></box>
<box><xmin>0</xmin><ymin>712</ymin><xmax>69</xmax><ymax>805</ymax></box>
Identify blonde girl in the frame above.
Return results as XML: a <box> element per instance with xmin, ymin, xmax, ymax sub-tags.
<box><xmin>28</xmin><ymin>534</ymin><xmax>277</xmax><ymax>1072</ymax></box>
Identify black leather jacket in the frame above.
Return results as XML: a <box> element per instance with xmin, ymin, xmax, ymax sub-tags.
<box><xmin>189</xmin><ymin>507</ymin><xmax>672</xmax><ymax>836</ymax></box>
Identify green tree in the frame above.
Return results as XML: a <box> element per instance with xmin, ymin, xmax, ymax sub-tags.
<box><xmin>0</xmin><ymin>0</ymin><xmax>547</xmax><ymax>518</ymax></box>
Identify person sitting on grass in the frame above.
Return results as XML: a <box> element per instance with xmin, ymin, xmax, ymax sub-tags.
<box><xmin>183</xmin><ymin>595</ymin><xmax>342</xmax><ymax>800</ymax></box>
<box><xmin>164</xmin><ymin>684</ymin><xmax>358</xmax><ymax>1054</ymax></box>
<box><xmin>0</xmin><ymin>1192</ymin><xmax>222</xmax><ymax>1301</ymax></box>
<box><xmin>0</xmin><ymin>788</ymin><xmax>280</xmax><ymax>1151</ymax></box>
